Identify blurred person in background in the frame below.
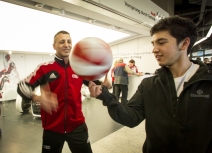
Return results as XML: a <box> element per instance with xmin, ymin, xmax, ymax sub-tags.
<box><xmin>110</xmin><ymin>60</ymin><xmax>118</xmax><ymax>94</ymax></box>
<box><xmin>128</xmin><ymin>59</ymin><xmax>138</xmax><ymax>73</ymax></box>
<box><xmin>195</xmin><ymin>57</ymin><xmax>201</xmax><ymax>61</ymax></box>
<box><xmin>113</xmin><ymin>57</ymin><xmax>142</xmax><ymax>105</ymax></box>
<box><xmin>203</xmin><ymin>57</ymin><xmax>210</xmax><ymax>64</ymax></box>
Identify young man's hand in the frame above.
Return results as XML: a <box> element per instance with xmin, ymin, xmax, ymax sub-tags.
<box><xmin>88</xmin><ymin>81</ymin><xmax>103</xmax><ymax>98</ymax></box>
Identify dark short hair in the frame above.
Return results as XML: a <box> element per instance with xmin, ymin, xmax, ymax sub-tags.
<box><xmin>5</xmin><ymin>54</ymin><xmax>10</xmax><ymax>59</ymax></box>
<box><xmin>129</xmin><ymin>59</ymin><xmax>135</xmax><ymax>63</ymax></box>
<box><xmin>53</xmin><ymin>30</ymin><xmax>70</xmax><ymax>43</ymax></box>
<box><xmin>150</xmin><ymin>16</ymin><xmax>198</xmax><ymax>55</ymax></box>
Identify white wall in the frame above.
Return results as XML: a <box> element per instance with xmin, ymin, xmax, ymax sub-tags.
<box><xmin>0</xmin><ymin>36</ymin><xmax>160</xmax><ymax>81</ymax></box>
<box><xmin>0</xmin><ymin>36</ymin><xmax>160</xmax><ymax>101</ymax></box>
<box><xmin>111</xmin><ymin>36</ymin><xmax>159</xmax><ymax>73</ymax></box>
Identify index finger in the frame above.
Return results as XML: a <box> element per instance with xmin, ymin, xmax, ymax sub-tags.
<box><xmin>88</xmin><ymin>81</ymin><xmax>96</xmax><ymax>88</ymax></box>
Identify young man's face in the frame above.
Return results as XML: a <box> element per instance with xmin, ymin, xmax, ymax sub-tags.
<box><xmin>151</xmin><ymin>31</ymin><xmax>183</xmax><ymax>67</ymax></box>
<box><xmin>128</xmin><ymin>63</ymin><xmax>134</xmax><ymax>67</ymax></box>
<box><xmin>53</xmin><ymin>33</ymin><xmax>72</xmax><ymax>59</ymax></box>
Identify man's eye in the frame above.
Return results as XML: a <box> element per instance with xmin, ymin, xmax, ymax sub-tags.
<box><xmin>159</xmin><ymin>41</ymin><xmax>166</xmax><ymax>45</ymax></box>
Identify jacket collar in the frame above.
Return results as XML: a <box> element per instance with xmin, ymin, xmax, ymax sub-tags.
<box><xmin>54</xmin><ymin>55</ymin><xmax>69</xmax><ymax>67</ymax></box>
<box><xmin>155</xmin><ymin>59</ymin><xmax>212</xmax><ymax>84</ymax></box>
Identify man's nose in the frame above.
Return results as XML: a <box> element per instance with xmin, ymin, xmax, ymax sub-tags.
<box><xmin>64</xmin><ymin>41</ymin><xmax>70</xmax><ymax>47</ymax></box>
<box><xmin>152</xmin><ymin>45</ymin><xmax>159</xmax><ymax>53</ymax></box>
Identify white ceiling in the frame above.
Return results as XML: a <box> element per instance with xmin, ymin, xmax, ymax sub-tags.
<box><xmin>0</xmin><ymin>1</ymin><xmax>132</xmax><ymax>54</ymax></box>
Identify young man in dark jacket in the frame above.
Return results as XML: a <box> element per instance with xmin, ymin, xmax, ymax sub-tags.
<box><xmin>17</xmin><ymin>30</ymin><xmax>104</xmax><ymax>153</ymax></box>
<box><xmin>88</xmin><ymin>16</ymin><xmax>212</xmax><ymax>153</ymax></box>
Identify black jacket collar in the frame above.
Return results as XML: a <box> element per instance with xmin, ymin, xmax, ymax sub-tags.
<box><xmin>155</xmin><ymin>59</ymin><xmax>212</xmax><ymax>84</ymax></box>
<box><xmin>54</xmin><ymin>55</ymin><xmax>69</xmax><ymax>67</ymax></box>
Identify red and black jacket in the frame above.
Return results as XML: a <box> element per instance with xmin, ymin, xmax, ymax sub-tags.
<box><xmin>17</xmin><ymin>55</ymin><xmax>101</xmax><ymax>133</ymax></box>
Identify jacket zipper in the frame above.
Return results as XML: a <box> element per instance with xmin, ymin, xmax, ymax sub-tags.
<box><xmin>173</xmin><ymin>78</ymin><xmax>211</xmax><ymax>152</ymax></box>
<box><xmin>64</xmin><ymin>65</ymin><xmax>68</xmax><ymax>133</ymax></box>
<box><xmin>163</xmin><ymin>70</ymin><xmax>177</xmax><ymax>152</ymax></box>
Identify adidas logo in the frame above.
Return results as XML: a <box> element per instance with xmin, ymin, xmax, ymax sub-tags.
<box><xmin>43</xmin><ymin>145</ymin><xmax>51</xmax><ymax>150</ymax></box>
<box><xmin>72</xmin><ymin>74</ymin><xmax>78</xmax><ymax>78</ymax></box>
<box><xmin>49</xmin><ymin>73</ymin><xmax>57</xmax><ymax>79</ymax></box>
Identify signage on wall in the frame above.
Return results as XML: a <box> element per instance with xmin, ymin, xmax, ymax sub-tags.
<box><xmin>124</xmin><ymin>2</ymin><xmax>165</xmax><ymax>22</ymax></box>
<box><xmin>99</xmin><ymin>0</ymin><xmax>169</xmax><ymax>26</ymax></box>
<box><xmin>113</xmin><ymin>51</ymin><xmax>153</xmax><ymax>61</ymax></box>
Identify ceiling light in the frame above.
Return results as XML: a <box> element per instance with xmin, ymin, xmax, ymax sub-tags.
<box><xmin>8</xmin><ymin>51</ymin><xmax>12</xmax><ymax>54</ymax></box>
<box><xmin>59</xmin><ymin>9</ymin><xmax>65</xmax><ymax>15</ymax></box>
<box><xmin>88</xmin><ymin>18</ymin><xmax>96</xmax><ymax>23</ymax></box>
<box><xmin>194</xmin><ymin>37</ymin><xmax>207</xmax><ymax>46</ymax></box>
<box><xmin>194</xmin><ymin>26</ymin><xmax>212</xmax><ymax>46</ymax></box>
<box><xmin>142</xmin><ymin>22</ymin><xmax>146</xmax><ymax>25</ymax></box>
<box><xmin>35</xmin><ymin>3</ymin><xmax>44</xmax><ymax>8</ymax></box>
<box><xmin>52</xmin><ymin>8</ymin><xmax>65</xmax><ymax>15</ymax></box>
<box><xmin>109</xmin><ymin>25</ymin><xmax>116</xmax><ymax>29</ymax></box>
<box><xmin>118</xmin><ymin>28</ymin><xmax>125</xmax><ymax>31</ymax></box>
<box><xmin>206</xmin><ymin>26</ymin><xmax>212</xmax><ymax>38</ymax></box>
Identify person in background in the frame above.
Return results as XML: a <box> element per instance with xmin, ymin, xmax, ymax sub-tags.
<box><xmin>111</xmin><ymin>60</ymin><xmax>118</xmax><ymax>94</ymax></box>
<box><xmin>203</xmin><ymin>57</ymin><xmax>212</xmax><ymax>67</ymax></box>
<box><xmin>204</xmin><ymin>57</ymin><xmax>210</xmax><ymax>64</ymax></box>
<box><xmin>113</xmin><ymin>57</ymin><xmax>142</xmax><ymax>105</ymax></box>
<box><xmin>195</xmin><ymin>57</ymin><xmax>201</xmax><ymax>61</ymax></box>
<box><xmin>88</xmin><ymin>16</ymin><xmax>212</xmax><ymax>152</ymax></box>
<box><xmin>128</xmin><ymin>59</ymin><xmax>138</xmax><ymax>73</ymax></box>
<box><xmin>17</xmin><ymin>30</ymin><xmax>109</xmax><ymax>153</ymax></box>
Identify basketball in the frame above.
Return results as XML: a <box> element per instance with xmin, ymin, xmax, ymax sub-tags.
<box><xmin>69</xmin><ymin>37</ymin><xmax>113</xmax><ymax>81</ymax></box>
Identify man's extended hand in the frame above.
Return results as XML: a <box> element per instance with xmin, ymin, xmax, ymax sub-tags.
<box><xmin>88</xmin><ymin>81</ymin><xmax>103</xmax><ymax>98</ymax></box>
<box><xmin>32</xmin><ymin>83</ymin><xmax>58</xmax><ymax>115</ymax></box>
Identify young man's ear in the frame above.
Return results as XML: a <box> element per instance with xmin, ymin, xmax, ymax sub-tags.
<box><xmin>180</xmin><ymin>37</ymin><xmax>190</xmax><ymax>50</ymax></box>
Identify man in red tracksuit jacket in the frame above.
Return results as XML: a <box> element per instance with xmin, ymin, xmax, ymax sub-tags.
<box><xmin>17</xmin><ymin>30</ymin><xmax>102</xmax><ymax>153</ymax></box>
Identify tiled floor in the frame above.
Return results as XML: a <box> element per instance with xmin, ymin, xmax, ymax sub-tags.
<box><xmin>0</xmin><ymin>98</ymin><xmax>123</xmax><ymax>153</ymax></box>
<box><xmin>91</xmin><ymin>121</ymin><xmax>146</xmax><ymax>153</ymax></box>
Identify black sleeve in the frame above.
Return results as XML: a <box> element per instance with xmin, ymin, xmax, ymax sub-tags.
<box><xmin>97</xmin><ymin>85</ymin><xmax>145</xmax><ymax>128</ymax></box>
<box><xmin>83</xmin><ymin>80</ymin><xmax>102</xmax><ymax>86</ymax></box>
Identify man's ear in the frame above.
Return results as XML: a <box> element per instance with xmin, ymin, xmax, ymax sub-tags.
<box><xmin>180</xmin><ymin>37</ymin><xmax>190</xmax><ymax>50</ymax></box>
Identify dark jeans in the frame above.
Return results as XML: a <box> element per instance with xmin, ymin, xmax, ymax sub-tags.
<box><xmin>42</xmin><ymin>123</ymin><xmax>92</xmax><ymax>153</ymax></box>
<box><xmin>114</xmin><ymin>84</ymin><xmax>128</xmax><ymax>104</ymax></box>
